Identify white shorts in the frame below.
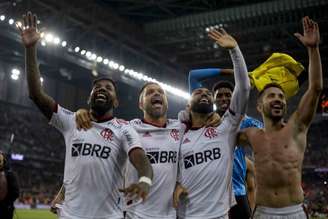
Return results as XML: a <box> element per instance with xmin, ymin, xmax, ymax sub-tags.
<box><xmin>252</xmin><ymin>204</ymin><xmax>308</xmax><ymax>219</ymax></box>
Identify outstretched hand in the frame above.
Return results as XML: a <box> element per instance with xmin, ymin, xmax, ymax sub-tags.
<box><xmin>17</xmin><ymin>11</ymin><xmax>40</xmax><ymax>48</ymax></box>
<box><xmin>294</xmin><ymin>16</ymin><xmax>320</xmax><ymax>48</ymax></box>
<box><xmin>208</xmin><ymin>28</ymin><xmax>237</xmax><ymax>49</ymax></box>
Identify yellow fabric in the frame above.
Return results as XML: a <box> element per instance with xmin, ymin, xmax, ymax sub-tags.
<box><xmin>249</xmin><ymin>53</ymin><xmax>305</xmax><ymax>98</ymax></box>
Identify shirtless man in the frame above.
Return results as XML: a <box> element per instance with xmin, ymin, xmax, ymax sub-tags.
<box><xmin>240</xmin><ymin>16</ymin><xmax>322</xmax><ymax>218</ymax></box>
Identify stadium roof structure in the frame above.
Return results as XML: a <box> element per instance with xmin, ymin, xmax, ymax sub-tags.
<box><xmin>0</xmin><ymin>0</ymin><xmax>327</xmax><ymax>102</ymax></box>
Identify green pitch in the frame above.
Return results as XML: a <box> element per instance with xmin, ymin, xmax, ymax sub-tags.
<box><xmin>15</xmin><ymin>209</ymin><xmax>57</xmax><ymax>219</ymax></box>
<box><xmin>14</xmin><ymin>209</ymin><xmax>327</xmax><ymax>219</ymax></box>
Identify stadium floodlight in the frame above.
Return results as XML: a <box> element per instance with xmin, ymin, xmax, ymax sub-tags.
<box><xmin>103</xmin><ymin>58</ymin><xmax>109</xmax><ymax>65</ymax></box>
<box><xmin>45</xmin><ymin>33</ymin><xmax>54</xmax><ymax>42</ymax></box>
<box><xmin>0</xmin><ymin>15</ymin><xmax>5</xmax><ymax>21</ymax></box>
<box><xmin>40</xmin><ymin>32</ymin><xmax>45</xmax><ymax>38</ymax></box>
<box><xmin>8</xmin><ymin>18</ymin><xmax>14</xmax><ymax>25</ymax></box>
<box><xmin>80</xmin><ymin>50</ymin><xmax>86</xmax><ymax>55</ymax></box>
<box><xmin>108</xmin><ymin>61</ymin><xmax>115</xmax><ymax>69</ymax></box>
<box><xmin>40</xmin><ymin>77</ymin><xmax>44</xmax><ymax>83</ymax></box>
<box><xmin>113</xmin><ymin>63</ymin><xmax>119</xmax><ymax>70</ymax></box>
<box><xmin>124</xmin><ymin>69</ymin><xmax>130</xmax><ymax>74</ymax></box>
<box><xmin>11</xmin><ymin>68</ymin><xmax>20</xmax><ymax>81</ymax></box>
<box><xmin>37</xmin><ymin>20</ymin><xmax>41</xmax><ymax>24</ymax></box>
<box><xmin>61</xmin><ymin>41</ymin><xmax>67</xmax><ymax>47</ymax></box>
<box><xmin>11</xmin><ymin>68</ymin><xmax>20</xmax><ymax>75</ymax></box>
<box><xmin>119</xmin><ymin>65</ymin><xmax>125</xmax><ymax>71</ymax></box>
<box><xmin>54</xmin><ymin>37</ymin><xmax>60</xmax><ymax>45</ymax></box>
<box><xmin>96</xmin><ymin>56</ymin><xmax>103</xmax><ymax>63</ymax></box>
<box><xmin>86</xmin><ymin>51</ymin><xmax>92</xmax><ymax>58</ymax></box>
<box><xmin>74</xmin><ymin>47</ymin><xmax>80</xmax><ymax>53</ymax></box>
<box><xmin>41</xmin><ymin>40</ymin><xmax>46</xmax><ymax>47</ymax></box>
<box><xmin>91</xmin><ymin>53</ymin><xmax>97</xmax><ymax>60</ymax></box>
<box><xmin>11</xmin><ymin>74</ymin><xmax>19</xmax><ymax>80</ymax></box>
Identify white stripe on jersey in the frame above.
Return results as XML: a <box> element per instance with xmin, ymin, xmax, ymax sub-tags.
<box><xmin>125</xmin><ymin>119</ymin><xmax>185</xmax><ymax>219</ymax></box>
<box><xmin>178</xmin><ymin>111</ymin><xmax>242</xmax><ymax>219</ymax></box>
<box><xmin>50</xmin><ymin>105</ymin><xmax>141</xmax><ymax>219</ymax></box>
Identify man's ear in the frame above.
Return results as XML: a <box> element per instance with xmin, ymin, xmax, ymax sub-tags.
<box><xmin>256</xmin><ymin>102</ymin><xmax>262</xmax><ymax>113</ymax></box>
<box><xmin>139</xmin><ymin>99</ymin><xmax>144</xmax><ymax>111</ymax></box>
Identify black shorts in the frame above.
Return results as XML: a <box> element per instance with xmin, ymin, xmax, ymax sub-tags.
<box><xmin>229</xmin><ymin>195</ymin><xmax>251</xmax><ymax>219</ymax></box>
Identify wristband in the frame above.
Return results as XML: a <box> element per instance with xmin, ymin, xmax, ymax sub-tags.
<box><xmin>139</xmin><ymin>176</ymin><xmax>152</xmax><ymax>186</ymax></box>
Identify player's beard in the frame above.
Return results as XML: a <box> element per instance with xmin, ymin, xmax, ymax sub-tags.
<box><xmin>263</xmin><ymin>104</ymin><xmax>286</xmax><ymax>122</ymax></box>
<box><xmin>145</xmin><ymin>103</ymin><xmax>167</xmax><ymax>119</ymax></box>
<box><xmin>90</xmin><ymin>96</ymin><xmax>113</xmax><ymax>116</ymax></box>
<box><xmin>191</xmin><ymin>102</ymin><xmax>213</xmax><ymax>114</ymax></box>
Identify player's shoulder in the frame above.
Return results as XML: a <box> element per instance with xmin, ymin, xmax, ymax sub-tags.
<box><xmin>57</xmin><ymin>104</ymin><xmax>74</xmax><ymax>116</ymax></box>
<box><xmin>107</xmin><ymin>118</ymin><xmax>131</xmax><ymax>130</ymax></box>
<box><xmin>167</xmin><ymin>119</ymin><xmax>181</xmax><ymax>128</ymax></box>
<box><xmin>129</xmin><ymin>118</ymin><xmax>142</xmax><ymax>126</ymax></box>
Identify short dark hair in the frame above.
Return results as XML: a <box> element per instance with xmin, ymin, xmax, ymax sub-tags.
<box><xmin>92</xmin><ymin>77</ymin><xmax>117</xmax><ymax>92</ymax></box>
<box><xmin>257</xmin><ymin>83</ymin><xmax>284</xmax><ymax>100</ymax></box>
<box><xmin>138</xmin><ymin>82</ymin><xmax>160</xmax><ymax>101</ymax></box>
<box><xmin>212</xmin><ymin>81</ymin><xmax>234</xmax><ymax>93</ymax></box>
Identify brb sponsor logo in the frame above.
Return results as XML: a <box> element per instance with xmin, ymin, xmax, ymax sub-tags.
<box><xmin>71</xmin><ymin>143</ymin><xmax>111</xmax><ymax>159</ymax></box>
<box><xmin>146</xmin><ymin>151</ymin><xmax>177</xmax><ymax>164</ymax></box>
<box><xmin>183</xmin><ymin>148</ymin><xmax>221</xmax><ymax>169</ymax></box>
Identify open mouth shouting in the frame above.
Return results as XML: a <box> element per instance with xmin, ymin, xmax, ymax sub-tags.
<box><xmin>94</xmin><ymin>92</ymin><xmax>108</xmax><ymax>103</ymax></box>
<box><xmin>151</xmin><ymin>96</ymin><xmax>163</xmax><ymax>108</ymax></box>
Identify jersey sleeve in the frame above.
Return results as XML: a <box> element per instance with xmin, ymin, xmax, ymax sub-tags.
<box><xmin>49</xmin><ymin>104</ymin><xmax>75</xmax><ymax>134</ymax></box>
<box><xmin>121</xmin><ymin>124</ymin><xmax>143</xmax><ymax>154</ymax></box>
<box><xmin>228</xmin><ymin>46</ymin><xmax>251</xmax><ymax>122</ymax></box>
<box><xmin>188</xmin><ymin>68</ymin><xmax>222</xmax><ymax>93</ymax></box>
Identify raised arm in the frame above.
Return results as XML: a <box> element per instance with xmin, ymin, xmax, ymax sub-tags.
<box><xmin>18</xmin><ymin>12</ymin><xmax>56</xmax><ymax>120</ymax></box>
<box><xmin>188</xmin><ymin>68</ymin><xmax>233</xmax><ymax>93</ymax></box>
<box><xmin>208</xmin><ymin>28</ymin><xmax>250</xmax><ymax>115</ymax></box>
<box><xmin>294</xmin><ymin>17</ymin><xmax>323</xmax><ymax>129</ymax></box>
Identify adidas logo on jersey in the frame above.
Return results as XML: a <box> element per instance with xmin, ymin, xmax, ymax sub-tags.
<box><xmin>184</xmin><ymin>147</ymin><xmax>221</xmax><ymax>169</ymax></box>
<box><xmin>72</xmin><ymin>143</ymin><xmax>111</xmax><ymax>159</ymax></box>
<box><xmin>146</xmin><ymin>151</ymin><xmax>177</xmax><ymax>164</ymax></box>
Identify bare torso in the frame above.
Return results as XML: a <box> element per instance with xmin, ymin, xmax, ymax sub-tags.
<box><xmin>247</xmin><ymin>115</ymin><xmax>306</xmax><ymax>207</ymax></box>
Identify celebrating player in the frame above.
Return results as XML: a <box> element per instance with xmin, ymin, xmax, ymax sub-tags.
<box><xmin>175</xmin><ymin>27</ymin><xmax>250</xmax><ymax>219</ymax></box>
<box><xmin>18</xmin><ymin>11</ymin><xmax>153</xmax><ymax>219</ymax></box>
<box><xmin>239</xmin><ymin>16</ymin><xmax>322</xmax><ymax>218</ymax></box>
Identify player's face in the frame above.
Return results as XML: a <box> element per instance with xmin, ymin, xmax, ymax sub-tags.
<box><xmin>140</xmin><ymin>84</ymin><xmax>168</xmax><ymax>118</ymax></box>
<box><xmin>258</xmin><ymin>87</ymin><xmax>287</xmax><ymax>120</ymax></box>
<box><xmin>214</xmin><ymin>87</ymin><xmax>232</xmax><ymax>115</ymax></box>
<box><xmin>190</xmin><ymin>88</ymin><xmax>214</xmax><ymax>114</ymax></box>
<box><xmin>89</xmin><ymin>80</ymin><xmax>118</xmax><ymax>115</ymax></box>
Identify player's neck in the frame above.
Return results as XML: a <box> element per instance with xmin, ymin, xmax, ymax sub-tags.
<box><xmin>143</xmin><ymin>115</ymin><xmax>167</xmax><ymax>127</ymax></box>
<box><xmin>190</xmin><ymin>111</ymin><xmax>208</xmax><ymax>128</ymax></box>
<box><xmin>263</xmin><ymin>116</ymin><xmax>284</xmax><ymax>131</ymax></box>
<box><xmin>90</xmin><ymin>109</ymin><xmax>113</xmax><ymax>122</ymax></box>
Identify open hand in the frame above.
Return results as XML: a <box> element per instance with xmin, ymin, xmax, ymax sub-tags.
<box><xmin>294</xmin><ymin>16</ymin><xmax>320</xmax><ymax>48</ymax></box>
<box><xmin>17</xmin><ymin>11</ymin><xmax>40</xmax><ymax>48</ymax></box>
<box><xmin>208</xmin><ymin>28</ymin><xmax>237</xmax><ymax>49</ymax></box>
